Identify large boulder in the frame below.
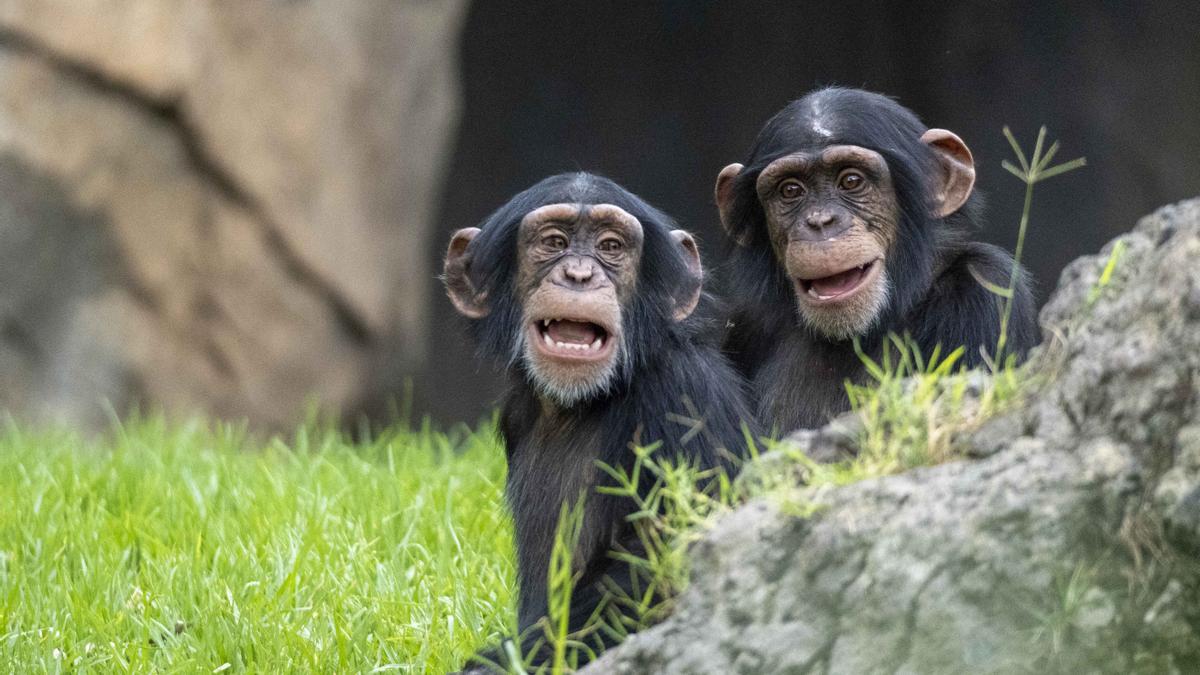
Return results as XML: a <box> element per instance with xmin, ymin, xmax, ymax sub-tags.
<box><xmin>588</xmin><ymin>198</ymin><xmax>1200</xmax><ymax>673</ymax></box>
<box><xmin>0</xmin><ymin>1</ymin><xmax>465</xmax><ymax>429</ymax></box>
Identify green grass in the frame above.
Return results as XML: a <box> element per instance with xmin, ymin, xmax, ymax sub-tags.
<box><xmin>0</xmin><ymin>415</ymin><xmax>514</xmax><ymax>673</ymax></box>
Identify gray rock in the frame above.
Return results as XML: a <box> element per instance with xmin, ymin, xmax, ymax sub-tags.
<box><xmin>0</xmin><ymin>1</ymin><xmax>465</xmax><ymax>429</ymax></box>
<box><xmin>588</xmin><ymin>198</ymin><xmax>1200</xmax><ymax>674</ymax></box>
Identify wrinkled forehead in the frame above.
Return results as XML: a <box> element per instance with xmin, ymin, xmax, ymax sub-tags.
<box><xmin>519</xmin><ymin>203</ymin><xmax>644</xmax><ymax>239</ymax></box>
<box><xmin>757</xmin><ymin>145</ymin><xmax>889</xmax><ymax>190</ymax></box>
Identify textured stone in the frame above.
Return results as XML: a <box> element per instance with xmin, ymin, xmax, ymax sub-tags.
<box><xmin>588</xmin><ymin>198</ymin><xmax>1200</xmax><ymax>673</ymax></box>
<box><xmin>0</xmin><ymin>1</ymin><xmax>466</xmax><ymax>428</ymax></box>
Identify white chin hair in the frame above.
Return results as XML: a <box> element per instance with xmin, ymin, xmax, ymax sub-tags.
<box><xmin>800</xmin><ymin>271</ymin><xmax>891</xmax><ymax>340</ymax></box>
<box><xmin>517</xmin><ymin>334</ymin><xmax>619</xmax><ymax>407</ymax></box>
<box><xmin>528</xmin><ymin>358</ymin><xmax>618</xmax><ymax>406</ymax></box>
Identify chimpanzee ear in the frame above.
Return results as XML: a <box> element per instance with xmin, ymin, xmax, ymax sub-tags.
<box><xmin>715</xmin><ymin>163</ymin><xmax>749</xmax><ymax>246</ymax></box>
<box><xmin>670</xmin><ymin>230</ymin><xmax>703</xmax><ymax>321</ymax></box>
<box><xmin>443</xmin><ymin>227</ymin><xmax>489</xmax><ymax>319</ymax></box>
<box><xmin>921</xmin><ymin>129</ymin><xmax>976</xmax><ymax>218</ymax></box>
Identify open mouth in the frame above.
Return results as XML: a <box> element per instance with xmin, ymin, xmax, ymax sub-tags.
<box><xmin>797</xmin><ymin>259</ymin><xmax>882</xmax><ymax>303</ymax></box>
<box><xmin>530</xmin><ymin>318</ymin><xmax>614</xmax><ymax>361</ymax></box>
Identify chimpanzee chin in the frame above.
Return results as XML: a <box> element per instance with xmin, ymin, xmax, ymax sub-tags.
<box><xmin>716</xmin><ymin>87</ymin><xmax>1038</xmax><ymax>432</ymax></box>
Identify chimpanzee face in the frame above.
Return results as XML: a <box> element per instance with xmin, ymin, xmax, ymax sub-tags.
<box><xmin>753</xmin><ymin>145</ymin><xmax>898</xmax><ymax>338</ymax></box>
<box><xmin>513</xmin><ymin>203</ymin><xmax>643</xmax><ymax>404</ymax></box>
<box><xmin>717</xmin><ymin>129</ymin><xmax>975</xmax><ymax>340</ymax></box>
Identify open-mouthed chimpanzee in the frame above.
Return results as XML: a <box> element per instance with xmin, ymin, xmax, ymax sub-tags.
<box><xmin>715</xmin><ymin>87</ymin><xmax>1037</xmax><ymax>432</ymax></box>
<box><xmin>444</xmin><ymin>172</ymin><xmax>756</xmax><ymax>671</ymax></box>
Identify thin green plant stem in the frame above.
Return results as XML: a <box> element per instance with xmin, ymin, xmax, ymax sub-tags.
<box><xmin>998</xmin><ymin>174</ymin><xmax>1035</xmax><ymax>358</ymax></box>
<box><xmin>996</xmin><ymin>125</ymin><xmax>1085</xmax><ymax>362</ymax></box>
<box><xmin>547</xmin><ymin>496</ymin><xmax>587</xmax><ymax>673</ymax></box>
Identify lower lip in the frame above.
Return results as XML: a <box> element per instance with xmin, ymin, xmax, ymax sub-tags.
<box><xmin>528</xmin><ymin>324</ymin><xmax>614</xmax><ymax>362</ymax></box>
<box><xmin>798</xmin><ymin>260</ymin><xmax>881</xmax><ymax>304</ymax></box>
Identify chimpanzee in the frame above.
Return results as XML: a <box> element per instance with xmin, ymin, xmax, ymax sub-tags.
<box><xmin>715</xmin><ymin>87</ymin><xmax>1037</xmax><ymax>432</ymax></box>
<box><xmin>444</xmin><ymin>172</ymin><xmax>756</xmax><ymax>670</ymax></box>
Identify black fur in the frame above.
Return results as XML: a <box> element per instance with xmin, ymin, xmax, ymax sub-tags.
<box><xmin>721</xmin><ymin>88</ymin><xmax>1038</xmax><ymax>432</ymax></box>
<box><xmin>457</xmin><ymin>173</ymin><xmax>756</xmax><ymax>670</ymax></box>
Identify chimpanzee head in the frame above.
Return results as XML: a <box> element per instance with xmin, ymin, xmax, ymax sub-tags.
<box><xmin>444</xmin><ymin>173</ymin><xmax>703</xmax><ymax>405</ymax></box>
<box><xmin>716</xmin><ymin>87</ymin><xmax>978</xmax><ymax>340</ymax></box>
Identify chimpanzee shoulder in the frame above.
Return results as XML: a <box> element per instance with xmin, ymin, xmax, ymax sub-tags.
<box><xmin>905</xmin><ymin>241</ymin><xmax>1038</xmax><ymax>367</ymax></box>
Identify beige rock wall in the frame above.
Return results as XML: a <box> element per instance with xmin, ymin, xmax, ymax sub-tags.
<box><xmin>0</xmin><ymin>1</ymin><xmax>466</xmax><ymax>429</ymax></box>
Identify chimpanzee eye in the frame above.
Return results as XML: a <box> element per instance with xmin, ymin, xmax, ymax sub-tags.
<box><xmin>778</xmin><ymin>179</ymin><xmax>804</xmax><ymax>200</ymax></box>
<box><xmin>838</xmin><ymin>170</ymin><xmax>866</xmax><ymax>192</ymax></box>
<box><xmin>597</xmin><ymin>237</ymin><xmax>624</xmax><ymax>254</ymax></box>
<box><xmin>542</xmin><ymin>234</ymin><xmax>568</xmax><ymax>251</ymax></box>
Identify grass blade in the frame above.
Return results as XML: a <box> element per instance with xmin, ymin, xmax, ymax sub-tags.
<box><xmin>1037</xmin><ymin>157</ymin><xmax>1088</xmax><ymax>181</ymax></box>
<box><xmin>1003</xmin><ymin>126</ymin><xmax>1030</xmax><ymax>173</ymax></box>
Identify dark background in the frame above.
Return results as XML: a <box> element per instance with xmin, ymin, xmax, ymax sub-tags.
<box><xmin>416</xmin><ymin>1</ymin><xmax>1200</xmax><ymax>424</ymax></box>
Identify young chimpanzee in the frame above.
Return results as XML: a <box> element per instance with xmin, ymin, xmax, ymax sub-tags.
<box><xmin>715</xmin><ymin>87</ymin><xmax>1038</xmax><ymax>432</ymax></box>
<box><xmin>444</xmin><ymin>172</ymin><xmax>755</xmax><ymax>670</ymax></box>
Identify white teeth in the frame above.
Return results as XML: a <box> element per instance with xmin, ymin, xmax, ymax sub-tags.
<box><xmin>808</xmin><ymin>287</ymin><xmax>819</xmax><ymax>298</ymax></box>
<box><xmin>539</xmin><ymin>327</ymin><xmax>606</xmax><ymax>354</ymax></box>
<box><xmin>543</xmin><ymin>319</ymin><xmax>551</xmax><ymax>327</ymax></box>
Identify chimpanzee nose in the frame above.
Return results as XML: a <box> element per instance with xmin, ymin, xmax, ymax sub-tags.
<box><xmin>806</xmin><ymin>211</ymin><xmax>836</xmax><ymax>229</ymax></box>
<box><xmin>564</xmin><ymin>259</ymin><xmax>594</xmax><ymax>283</ymax></box>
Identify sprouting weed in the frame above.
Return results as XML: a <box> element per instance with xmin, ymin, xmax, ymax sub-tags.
<box><xmin>995</xmin><ymin>126</ymin><xmax>1086</xmax><ymax>359</ymax></box>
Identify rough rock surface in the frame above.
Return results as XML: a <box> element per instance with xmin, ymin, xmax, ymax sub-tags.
<box><xmin>587</xmin><ymin>198</ymin><xmax>1200</xmax><ymax>673</ymax></box>
<box><xmin>0</xmin><ymin>1</ymin><xmax>465</xmax><ymax>428</ymax></box>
